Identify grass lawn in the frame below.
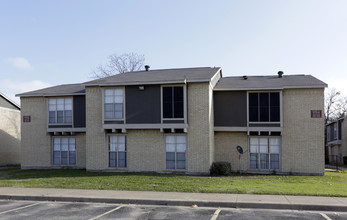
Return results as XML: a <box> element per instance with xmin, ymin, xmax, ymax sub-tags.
<box><xmin>0</xmin><ymin>169</ymin><xmax>346</xmax><ymax>197</ymax></box>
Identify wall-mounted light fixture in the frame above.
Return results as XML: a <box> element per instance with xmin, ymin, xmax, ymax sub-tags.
<box><xmin>139</xmin><ymin>86</ymin><xmax>145</xmax><ymax>90</ymax></box>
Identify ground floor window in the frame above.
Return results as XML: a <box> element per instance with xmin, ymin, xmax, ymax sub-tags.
<box><xmin>53</xmin><ymin>137</ymin><xmax>76</xmax><ymax>165</ymax></box>
<box><xmin>108</xmin><ymin>135</ymin><xmax>127</xmax><ymax>168</ymax></box>
<box><xmin>249</xmin><ymin>137</ymin><xmax>280</xmax><ymax>170</ymax></box>
<box><xmin>166</xmin><ymin>135</ymin><xmax>186</xmax><ymax>169</ymax></box>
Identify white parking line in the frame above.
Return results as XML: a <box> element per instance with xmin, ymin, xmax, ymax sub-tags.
<box><xmin>320</xmin><ymin>213</ymin><xmax>332</xmax><ymax>220</ymax></box>
<box><xmin>210</xmin><ymin>208</ymin><xmax>221</xmax><ymax>220</ymax></box>
<box><xmin>89</xmin><ymin>205</ymin><xmax>124</xmax><ymax>220</ymax></box>
<box><xmin>0</xmin><ymin>202</ymin><xmax>41</xmax><ymax>215</ymax></box>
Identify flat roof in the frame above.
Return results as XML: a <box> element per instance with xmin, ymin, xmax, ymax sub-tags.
<box><xmin>214</xmin><ymin>74</ymin><xmax>327</xmax><ymax>90</ymax></box>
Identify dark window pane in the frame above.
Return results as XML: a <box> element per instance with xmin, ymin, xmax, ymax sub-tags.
<box><xmin>118</xmin><ymin>152</ymin><xmax>126</xmax><ymax>160</ymax></box>
<box><xmin>249</xmin><ymin>107</ymin><xmax>258</xmax><ymax>122</ymax></box>
<box><xmin>270</xmin><ymin>93</ymin><xmax>280</xmax><ymax>122</ymax></box>
<box><xmin>259</xmin><ymin>93</ymin><xmax>269</xmax><ymax>122</ymax></box>
<box><xmin>249</xmin><ymin>93</ymin><xmax>258</xmax><ymax>107</ymax></box>
<box><xmin>166</xmin><ymin>161</ymin><xmax>175</xmax><ymax>169</ymax></box>
<box><xmin>57</xmin><ymin>111</ymin><xmax>64</xmax><ymax>123</ymax></box>
<box><xmin>250</xmin><ymin>153</ymin><xmax>258</xmax><ymax>169</ymax></box>
<box><xmin>49</xmin><ymin>111</ymin><xmax>56</xmax><ymax>124</ymax></box>
<box><xmin>65</xmin><ymin>110</ymin><xmax>72</xmax><ymax>123</ymax></box>
<box><xmin>260</xmin><ymin>153</ymin><xmax>269</xmax><ymax>169</ymax></box>
<box><xmin>163</xmin><ymin>87</ymin><xmax>173</xmax><ymax>118</ymax></box>
<box><xmin>270</xmin><ymin>93</ymin><xmax>280</xmax><ymax>106</ymax></box>
<box><xmin>270</xmin><ymin>107</ymin><xmax>280</xmax><ymax>122</ymax></box>
<box><xmin>69</xmin><ymin>152</ymin><xmax>76</xmax><ymax>165</ymax></box>
<box><xmin>249</xmin><ymin>93</ymin><xmax>258</xmax><ymax>122</ymax></box>
<box><xmin>104</xmin><ymin>104</ymin><xmax>114</xmax><ymax>119</ymax></box>
<box><xmin>109</xmin><ymin>152</ymin><xmax>116</xmax><ymax>167</ymax></box>
<box><xmin>109</xmin><ymin>152</ymin><xmax>116</xmax><ymax>160</ymax></box>
<box><xmin>270</xmin><ymin>154</ymin><xmax>279</xmax><ymax>169</ymax></box>
<box><xmin>174</xmin><ymin>87</ymin><xmax>184</xmax><ymax>118</ymax></box>
<box><xmin>177</xmin><ymin>161</ymin><xmax>186</xmax><ymax>169</ymax></box>
<box><xmin>176</xmin><ymin>152</ymin><xmax>186</xmax><ymax>161</ymax></box>
<box><xmin>61</xmin><ymin>151</ymin><xmax>68</xmax><ymax>165</ymax></box>
<box><xmin>53</xmin><ymin>152</ymin><xmax>60</xmax><ymax>165</ymax></box>
<box><xmin>166</xmin><ymin>152</ymin><xmax>175</xmax><ymax>161</ymax></box>
<box><xmin>118</xmin><ymin>159</ymin><xmax>126</xmax><ymax>168</ymax></box>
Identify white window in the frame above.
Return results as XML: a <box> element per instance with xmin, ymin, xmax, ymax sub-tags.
<box><xmin>108</xmin><ymin>135</ymin><xmax>127</xmax><ymax>168</ymax></box>
<box><xmin>53</xmin><ymin>137</ymin><xmax>76</xmax><ymax>165</ymax></box>
<box><xmin>250</xmin><ymin>137</ymin><xmax>280</xmax><ymax>170</ymax></box>
<box><xmin>104</xmin><ymin>89</ymin><xmax>124</xmax><ymax>119</ymax></box>
<box><xmin>166</xmin><ymin>135</ymin><xmax>186</xmax><ymax>169</ymax></box>
<box><xmin>49</xmin><ymin>98</ymin><xmax>73</xmax><ymax>124</ymax></box>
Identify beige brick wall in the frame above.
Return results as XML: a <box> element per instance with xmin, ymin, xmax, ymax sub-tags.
<box><xmin>282</xmin><ymin>88</ymin><xmax>325</xmax><ymax>175</ymax></box>
<box><xmin>127</xmin><ymin>130</ymin><xmax>165</xmax><ymax>172</ymax></box>
<box><xmin>85</xmin><ymin>86</ymin><xmax>108</xmax><ymax>170</ymax></box>
<box><xmin>0</xmin><ymin>107</ymin><xmax>21</xmax><ymax>165</ymax></box>
<box><xmin>187</xmin><ymin>82</ymin><xmax>213</xmax><ymax>173</ymax></box>
<box><xmin>21</xmin><ymin>97</ymin><xmax>51</xmax><ymax>167</ymax></box>
<box><xmin>21</xmin><ymin>97</ymin><xmax>86</xmax><ymax>169</ymax></box>
<box><xmin>214</xmin><ymin>132</ymin><xmax>248</xmax><ymax>172</ymax></box>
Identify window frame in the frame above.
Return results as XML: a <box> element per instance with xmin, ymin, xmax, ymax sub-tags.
<box><xmin>249</xmin><ymin>136</ymin><xmax>281</xmax><ymax>171</ymax></box>
<box><xmin>48</xmin><ymin>97</ymin><xmax>73</xmax><ymax>125</ymax></box>
<box><xmin>247</xmin><ymin>91</ymin><xmax>282</xmax><ymax>125</ymax></box>
<box><xmin>165</xmin><ymin>134</ymin><xmax>187</xmax><ymax>170</ymax></box>
<box><xmin>52</xmin><ymin>136</ymin><xmax>76</xmax><ymax>166</ymax></box>
<box><xmin>108</xmin><ymin>135</ymin><xmax>127</xmax><ymax>169</ymax></box>
<box><xmin>102</xmin><ymin>87</ymin><xmax>126</xmax><ymax>122</ymax></box>
<box><xmin>161</xmin><ymin>85</ymin><xmax>186</xmax><ymax>121</ymax></box>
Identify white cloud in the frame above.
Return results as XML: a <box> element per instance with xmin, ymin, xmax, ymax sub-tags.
<box><xmin>6</xmin><ymin>57</ymin><xmax>33</xmax><ymax>70</ymax></box>
<box><xmin>0</xmin><ymin>79</ymin><xmax>52</xmax><ymax>106</ymax></box>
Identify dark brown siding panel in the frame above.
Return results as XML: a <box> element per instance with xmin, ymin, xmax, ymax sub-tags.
<box><xmin>214</xmin><ymin>91</ymin><xmax>247</xmax><ymax>127</ymax></box>
<box><xmin>73</xmin><ymin>96</ymin><xmax>86</xmax><ymax>128</ymax></box>
<box><xmin>126</xmin><ymin>85</ymin><xmax>161</xmax><ymax>124</ymax></box>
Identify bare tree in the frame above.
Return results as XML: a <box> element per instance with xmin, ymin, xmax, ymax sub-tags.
<box><xmin>324</xmin><ymin>88</ymin><xmax>347</xmax><ymax>123</ymax></box>
<box><xmin>91</xmin><ymin>53</ymin><xmax>145</xmax><ymax>78</ymax></box>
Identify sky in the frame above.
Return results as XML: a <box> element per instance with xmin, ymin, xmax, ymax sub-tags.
<box><xmin>1</xmin><ymin>0</ymin><xmax>347</xmax><ymax>105</ymax></box>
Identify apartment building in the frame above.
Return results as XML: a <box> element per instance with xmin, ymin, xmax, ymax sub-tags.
<box><xmin>0</xmin><ymin>93</ymin><xmax>21</xmax><ymax>165</ymax></box>
<box><xmin>326</xmin><ymin>117</ymin><xmax>347</xmax><ymax>164</ymax></box>
<box><xmin>17</xmin><ymin>67</ymin><xmax>327</xmax><ymax>175</ymax></box>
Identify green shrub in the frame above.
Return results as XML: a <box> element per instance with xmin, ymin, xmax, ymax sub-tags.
<box><xmin>343</xmin><ymin>156</ymin><xmax>347</xmax><ymax>165</ymax></box>
<box><xmin>210</xmin><ymin>161</ymin><xmax>232</xmax><ymax>176</ymax></box>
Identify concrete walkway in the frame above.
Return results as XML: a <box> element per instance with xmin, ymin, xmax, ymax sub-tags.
<box><xmin>0</xmin><ymin>187</ymin><xmax>346</xmax><ymax>212</ymax></box>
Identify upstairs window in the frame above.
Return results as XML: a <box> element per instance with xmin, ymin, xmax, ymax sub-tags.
<box><xmin>104</xmin><ymin>88</ymin><xmax>124</xmax><ymax>119</ymax></box>
<box><xmin>49</xmin><ymin>98</ymin><xmax>72</xmax><ymax>124</ymax></box>
<box><xmin>249</xmin><ymin>92</ymin><xmax>280</xmax><ymax>122</ymax></box>
<box><xmin>162</xmin><ymin>86</ymin><xmax>184</xmax><ymax>119</ymax></box>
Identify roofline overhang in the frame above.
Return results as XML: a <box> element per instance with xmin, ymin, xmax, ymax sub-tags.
<box><xmin>16</xmin><ymin>93</ymin><xmax>86</xmax><ymax>97</ymax></box>
<box><xmin>0</xmin><ymin>92</ymin><xmax>21</xmax><ymax>110</ymax></box>
<box><xmin>213</xmin><ymin>85</ymin><xmax>327</xmax><ymax>91</ymax></box>
<box><xmin>84</xmin><ymin>78</ymin><xmax>213</xmax><ymax>87</ymax></box>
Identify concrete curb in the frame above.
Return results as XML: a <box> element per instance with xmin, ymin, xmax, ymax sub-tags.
<box><xmin>1</xmin><ymin>195</ymin><xmax>347</xmax><ymax>212</ymax></box>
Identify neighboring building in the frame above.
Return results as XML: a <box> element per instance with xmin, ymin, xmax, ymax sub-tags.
<box><xmin>17</xmin><ymin>67</ymin><xmax>327</xmax><ymax>175</ymax></box>
<box><xmin>0</xmin><ymin>93</ymin><xmax>21</xmax><ymax>166</ymax></box>
<box><xmin>326</xmin><ymin>117</ymin><xmax>347</xmax><ymax>164</ymax></box>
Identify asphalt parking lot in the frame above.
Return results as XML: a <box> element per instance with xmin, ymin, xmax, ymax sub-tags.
<box><xmin>0</xmin><ymin>200</ymin><xmax>346</xmax><ymax>220</ymax></box>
